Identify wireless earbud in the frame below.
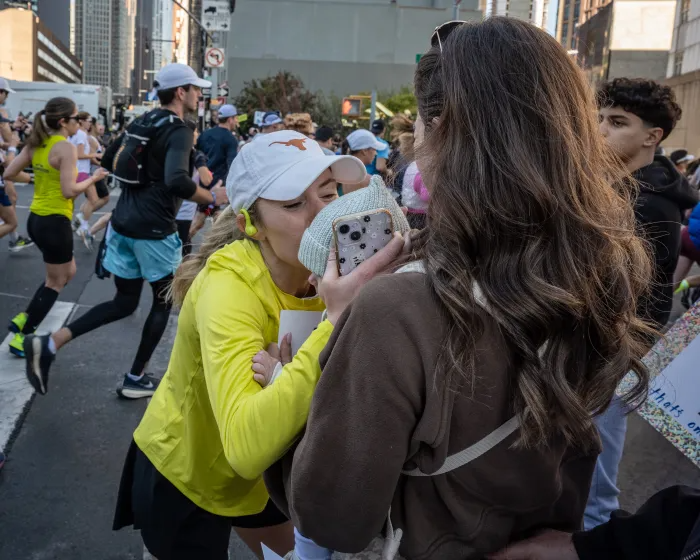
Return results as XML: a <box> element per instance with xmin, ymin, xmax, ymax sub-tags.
<box><xmin>240</xmin><ymin>208</ymin><xmax>258</xmax><ymax>237</ymax></box>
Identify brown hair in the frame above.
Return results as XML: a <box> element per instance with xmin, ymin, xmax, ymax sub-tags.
<box><xmin>414</xmin><ymin>17</ymin><xmax>653</xmax><ymax>450</ymax></box>
<box><xmin>26</xmin><ymin>97</ymin><xmax>76</xmax><ymax>149</ymax></box>
<box><xmin>169</xmin><ymin>204</ymin><xmax>261</xmax><ymax>306</ymax></box>
<box><xmin>77</xmin><ymin>111</ymin><xmax>91</xmax><ymax>121</ymax></box>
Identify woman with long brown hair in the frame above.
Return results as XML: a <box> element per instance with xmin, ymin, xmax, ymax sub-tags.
<box><xmin>3</xmin><ymin>97</ymin><xmax>107</xmax><ymax>362</ymax></box>
<box><xmin>263</xmin><ymin>18</ymin><xmax>654</xmax><ymax>559</ymax></box>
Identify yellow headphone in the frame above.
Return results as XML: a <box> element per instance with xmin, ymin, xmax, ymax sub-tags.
<box><xmin>240</xmin><ymin>208</ymin><xmax>258</xmax><ymax>237</ymax></box>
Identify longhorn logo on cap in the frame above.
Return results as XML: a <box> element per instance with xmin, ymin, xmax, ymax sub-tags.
<box><xmin>269</xmin><ymin>138</ymin><xmax>308</xmax><ymax>151</ymax></box>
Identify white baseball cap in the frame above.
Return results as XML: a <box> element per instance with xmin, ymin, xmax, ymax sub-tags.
<box><xmin>346</xmin><ymin>129</ymin><xmax>386</xmax><ymax>151</ymax></box>
<box><xmin>226</xmin><ymin>130</ymin><xmax>367</xmax><ymax>211</ymax></box>
<box><xmin>154</xmin><ymin>63</ymin><xmax>211</xmax><ymax>91</ymax></box>
<box><xmin>218</xmin><ymin>104</ymin><xmax>237</xmax><ymax>118</ymax></box>
<box><xmin>0</xmin><ymin>77</ymin><xmax>16</xmax><ymax>94</ymax></box>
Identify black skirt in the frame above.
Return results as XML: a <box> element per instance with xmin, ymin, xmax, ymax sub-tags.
<box><xmin>113</xmin><ymin>440</ymin><xmax>288</xmax><ymax>560</ymax></box>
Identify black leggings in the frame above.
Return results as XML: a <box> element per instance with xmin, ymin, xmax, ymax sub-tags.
<box><xmin>66</xmin><ymin>274</ymin><xmax>173</xmax><ymax>375</ymax></box>
<box><xmin>176</xmin><ymin>219</ymin><xmax>192</xmax><ymax>258</ymax></box>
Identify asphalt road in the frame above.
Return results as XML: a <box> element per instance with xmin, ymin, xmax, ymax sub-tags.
<box><xmin>0</xmin><ymin>184</ymin><xmax>698</xmax><ymax>559</ymax></box>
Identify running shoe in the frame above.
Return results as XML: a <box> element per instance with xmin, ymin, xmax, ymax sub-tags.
<box><xmin>79</xmin><ymin>229</ymin><xmax>95</xmax><ymax>251</ymax></box>
<box><xmin>8</xmin><ymin>236</ymin><xmax>34</xmax><ymax>253</ymax></box>
<box><xmin>117</xmin><ymin>373</ymin><xmax>160</xmax><ymax>400</ymax></box>
<box><xmin>8</xmin><ymin>312</ymin><xmax>27</xmax><ymax>334</ymax></box>
<box><xmin>72</xmin><ymin>216</ymin><xmax>81</xmax><ymax>233</ymax></box>
<box><xmin>8</xmin><ymin>333</ymin><xmax>24</xmax><ymax>358</ymax></box>
<box><xmin>24</xmin><ymin>334</ymin><xmax>54</xmax><ymax>395</ymax></box>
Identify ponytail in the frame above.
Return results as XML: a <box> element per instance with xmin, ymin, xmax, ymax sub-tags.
<box><xmin>168</xmin><ymin>204</ymin><xmax>261</xmax><ymax>306</ymax></box>
<box><xmin>26</xmin><ymin>110</ymin><xmax>50</xmax><ymax>149</ymax></box>
<box><xmin>26</xmin><ymin>97</ymin><xmax>77</xmax><ymax>149</ymax></box>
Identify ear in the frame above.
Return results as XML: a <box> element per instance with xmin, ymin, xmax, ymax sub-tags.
<box><xmin>645</xmin><ymin>127</ymin><xmax>664</xmax><ymax>148</ymax></box>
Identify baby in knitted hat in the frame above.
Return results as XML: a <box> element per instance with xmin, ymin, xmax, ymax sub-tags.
<box><xmin>251</xmin><ymin>175</ymin><xmax>411</xmax><ymax>384</ymax></box>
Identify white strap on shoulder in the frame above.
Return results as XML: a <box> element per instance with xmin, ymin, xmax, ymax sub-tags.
<box><xmin>402</xmin><ymin>416</ymin><xmax>520</xmax><ymax>477</ymax></box>
<box><xmin>395</xmin><ymin>261</ymin><xmax>426</xmax><ymax>274</ymax></box>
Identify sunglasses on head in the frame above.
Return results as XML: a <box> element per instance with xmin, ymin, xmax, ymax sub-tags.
<box><xmin>431</xmin><ymin>20</ymin><xmax>467</xmax><ymax>52</ymax></box>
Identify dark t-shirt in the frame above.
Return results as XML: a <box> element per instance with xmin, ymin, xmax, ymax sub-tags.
<box><xmin>104</xmin><ymin>110</ymin><xmax>198</xmax><ymax>240</ymax></box>
<box><xmin>196</xmin><ymin>126</ymin><xmax>238</xmax><ymax>184</ymax></box>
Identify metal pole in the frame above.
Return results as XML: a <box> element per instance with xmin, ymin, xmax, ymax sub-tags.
<box><xmin>453</xmin><ymin>0</ymin><xmax>460</xmax><ymax>19</ymax></box>
<box><xmin>170</xmin><ymin>0</ymin><xmax>214</xmax><ymax>41</ymax></box>
<box><xmin>370</xmin><ymin>90</ymin><xmax>377</xmax><ymax>127</ymax></box>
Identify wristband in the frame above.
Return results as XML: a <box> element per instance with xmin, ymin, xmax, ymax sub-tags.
<box><xmin>7</xmin><ymin>147</ymin><xmax>17</xmax><ymax>154</ymax></box>
<box><xmin>211</xmin><ymin>190</ymin><xmax>216</xmax><ymax>206</ymax></box>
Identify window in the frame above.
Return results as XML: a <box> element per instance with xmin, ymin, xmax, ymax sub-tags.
<box><xmin>681</xmin><ymin>0</ymin><xmax>691</xmax><ymax>23</ymax></box>
<box><xmin>562</xmin><ymin>22</ymin><xmax>569</xmax><ymax>41</ymax></box>
<box><xmin>570</xmin><ymin>33</ymin><xmax>577</xmax><ymax>50</ymax></box>
<box><xmin>674</xmin><ymin>51</ymin><xmax>685</xmax><ymax>76</ymax></box>
<box><xmin>573</xmin><ymin>0</ymin><xmax>580</xmax><ymax>19</ymax></box>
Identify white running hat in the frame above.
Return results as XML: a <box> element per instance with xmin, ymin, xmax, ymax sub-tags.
<box><xmin>226</xmin><ymin>130</ymin><xmax>367</xmax><ymax>212</ymax></box>
<box><xmin>0</xmin><ymin>77</ymin><xmax>16</xmax><ymax>94</ymax></box>
<box><xmin>153</xmin><ymin>63</ymin><xmax>211</xmax><ymax>91</ymax></box>
<box><xmin>346</xmin><ymin>129</ymin><xmax>386</xmax><ymax>152</ymax></box>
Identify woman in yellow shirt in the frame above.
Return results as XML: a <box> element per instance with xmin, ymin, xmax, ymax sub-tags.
<box><xmin>113</xmin><ymin>130</ymin><xmax>405</xmax><ymax>559</ymax></box>
<box><xmin>3</xmin><ymin>97</ymin><xmax>107</xmax><ymax>363</ymax></box>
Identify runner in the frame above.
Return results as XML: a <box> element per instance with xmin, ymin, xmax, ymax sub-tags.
<box><xmin>111</xmin><ymin>130</ymin><xmax>399</xmax><ymax>560</ymax></box>
<box><xmin>0</xmin><ymin>77</ymin><xmax>34</xmax><ymax>252</ymax></box>
<box><xmin>177</xmin><ymin>121</ymin><xmax>213</xmax><ymax>257</ymax></box>
<box><xmin>2</xmin><ymin>97</ymin><xmax>108</xmax><ymax>358</ymax></box>
<box><xmin>0</xmin><ymin>133</ymin><xmax>31</xmax><ymax>242</ymax></box>
<box><xmin>70</xmin><ymin>112</ymin><xmax>102</xmax><ymax>250</ymax></box>
<box><xmin>22</xmin><ymin>63</ymin><xmax>226</xmax><ymax>399</ymax></box>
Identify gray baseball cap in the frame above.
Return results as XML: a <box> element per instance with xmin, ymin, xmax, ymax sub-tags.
<box><xmin>154</xmin><ymin>63</ymin><xmax>211</xmax><ymax>91</ymax></box>
<box><xmin>0</xmin><ymin>77</ymin><xmax>16</xmax><ymax>94</ymax></box>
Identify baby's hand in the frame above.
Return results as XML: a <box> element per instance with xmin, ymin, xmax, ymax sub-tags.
<box><xmin>252</xmin><ymin>334</ymin><xmax>292</xmax><ymax>387</ymax></box>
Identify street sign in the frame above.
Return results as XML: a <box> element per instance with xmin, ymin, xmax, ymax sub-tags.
<box><xmin>202</xmin><ymin>0</ymin><xmax>231</xmax><ymax>31</ymax></box>
<box><xmin>202</xmin><ymin>87</ymin><xmax>212</xmax><ymax>97</ymax></box>
<box><xmin>205</xmin><ymin>47</ymin><xmax>225</xmax><ymax>68</ymax></box>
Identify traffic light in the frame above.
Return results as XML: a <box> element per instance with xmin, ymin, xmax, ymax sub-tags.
<box><xmin>341</xmin><ymin>98</ymin><xmax>361</xmax><ymax>117</ymax></box>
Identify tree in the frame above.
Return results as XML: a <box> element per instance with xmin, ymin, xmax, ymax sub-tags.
<box><xmin>381</xmin><ymin>86</ymin><xmax>417</xmax><ymax>117</ymax></box>
<box><xmin>233</xmin><ymin>71</ymin><xmax>318</xmax><ymax>116</ymax></box>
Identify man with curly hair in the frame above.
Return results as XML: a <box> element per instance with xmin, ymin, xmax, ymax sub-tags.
<box><xmin>585</xmin><ymin>78</ymin><xmax>699</xmax><ymax>531</ymax></box>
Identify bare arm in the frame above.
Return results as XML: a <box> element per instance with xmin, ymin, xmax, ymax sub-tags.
<box><xmin>198</xmin><ymin>165</ymin><xmax>213</xmax><ymax>187</ymax></box>
<box><xmin>3</xmin><ymin>145</ymin><xmax>33</xmax><ymax>182</ymax></box>
<box><xmin>342</xmin><ymin>174</ymin><xmax>371</xmax><ymax>194</ymax></box>
<box><xmin>0</xmin><ymin>108</ymin><xmax>11</xmax><ymax>145</ymax></box>
<box><xmin>375</xmin><ymin>157</ymin><xmax>387</xmax><ymax>174</ymax></box>
<box><xmin>54</xmin><ymin>142</ymin><xmax>107</xmax><ymax>198</ymax></box>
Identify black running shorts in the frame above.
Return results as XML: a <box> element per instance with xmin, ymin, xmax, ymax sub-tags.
<box><xmin>95</xmin><ymin>179</ymin><xmax>109</xmax><ymax>199</ymax></box>
<box><xmin>114</xmin><ymin>441</ymin><xmax>288</xmax><ymax>560</ymax></box>
<box><xmin>27</xmin><ymin>212</ymin><xmax>73</xmax><ymax>265</ymax></box>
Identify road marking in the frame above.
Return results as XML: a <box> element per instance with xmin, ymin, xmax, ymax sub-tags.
<box><xmin>0</xmin><ymin>301</ymin><xmax>75</xmax><ymax>454</ymax></box>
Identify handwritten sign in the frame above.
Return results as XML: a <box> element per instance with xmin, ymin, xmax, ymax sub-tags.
<box><xmin>647</xmin><ymin>334</ymin><xmax>700</xmax><ymax>440</ymax></box>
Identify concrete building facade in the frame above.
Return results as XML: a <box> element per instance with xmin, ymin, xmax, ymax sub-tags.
<box><xmin>576</xmin><ymin>0</ymin><xmax>676</xmax><ymax>85</ymax></box>
<box><xmin>0</xmin><ymin>7</ymin><xmax>82</xmax><ymax>84</ymax></box>
<box><xmin>73</xmin><ymin>0</ymin><xmax>135</xmax><ymax>97</ymax></box>
<box><xmin>225</xmin><ymin>0</ymin><xmax>481</xmax><ymax>97</ymax></box>
<box><xmin>482</xmin><ymin>0</ymin><xmax>550</xmax><ymax>28</ymax></box>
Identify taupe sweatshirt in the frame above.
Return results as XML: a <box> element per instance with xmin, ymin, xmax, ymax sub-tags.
<box><xmin>265</xmin><ymin>270</ymin><xmax>600</xmax><ymax>559</ymax></box>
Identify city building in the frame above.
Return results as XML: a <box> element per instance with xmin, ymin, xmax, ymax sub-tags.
<box><xmin>1</xmin><ymin>0</ymin><xmax>71</xmax><ymax>50</ymax></box>
<box><xmin>663</xmin><ymin>0</ymin><xmax>700</xmax><ymax>153</ymax></box>
<box><xmin>152</xmin><ymin>0</ymin><xmax>175</xmax><ymax>69</ymax></box>
<box><xmin>226</xmin><ymin>0</ymin><xmax>481</xmax><ymax>97</ymax></box>
<box><xmin>73</xmin><ymin>0</ymin><xmax>135</xmax><ymax>98</ymax></box>
<box><xmin>132</xmin><ymin>0</ymin><xmax>155</xmax><ymax>103</ymax></box>
<box><xmin>0</xmin><ymin>7</ymin><xmax>82</xmax><ymax>83</ymax></box>
<box><xmin>481</xmin><ymin>0</ymin><xmax>550</xmax><ymax>29</ymax></box>
<box><xmin>575</xmin><ymin>0</ymin><xmax>675</xmax><ymax>85</ymax></box>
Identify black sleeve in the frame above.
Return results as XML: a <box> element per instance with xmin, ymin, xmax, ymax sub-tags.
<box><xmin>572</xmin><ymin>485</ymin><xmax>700</xmax><ymax>560</ymax></box>
<box><xmin>194</xmin><ymin>150</ymin><xmax>208</xmax><ymax>170</ymax></box>
<box><xmin>100</xmin><ymin>133</ymin><xmax>123</xmax><ymax>172</ymax></box>
<box><xmin>226</xmin><ymin>134</ymin><xmax>238</xmax><ymax>169</ymax></box>
<box><xmin>163</xmin><ymin>126</ymin><xmax>197</xmax><ymax>199</ymax></box>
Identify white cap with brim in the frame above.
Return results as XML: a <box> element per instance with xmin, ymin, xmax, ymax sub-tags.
<box><xmin>0</xmin><ymin>77</ymin><xmax>16</xmax><ymax>94</ymax></box>
<box><xmin>261</xmin><ymin>113</ymin><xmax>283</xmax><ymax>128</ymax></box>
<box><xmin>226</xmin><ymin>130</ymin><xmax>367</xmax><ymax>212</ymax></box>
<box><xmin>677</xmin><ymin>154</ymin><xmax>695</xmax><ymax>164</ymax></box>
<box><xmin>346</xmin><ymin>129</ymin><xmax>386</xmax><ymax>152</ymax></box>
<box><xmin>154</xmin><ymin>63</ymin><xmax>211</xmax><ymax>91</ymax></box>
<box><xmin>218</xmin><ymin>104</ymin><xmax>237</xmax><ymax>118</ymax></box>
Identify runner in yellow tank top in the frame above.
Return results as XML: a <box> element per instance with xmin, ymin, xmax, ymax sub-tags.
<box><xmin>2</xmin><ymin>97</ymin><xmax>107</xmax><ymax>361</ymax></box>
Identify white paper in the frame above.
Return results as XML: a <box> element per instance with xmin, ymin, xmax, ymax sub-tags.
<box><xmin>278</xmin><ymin>310</ymin><xmax>324</xmax><ymax>357</ymax></box>
<box><xmin>648</xmin><ymin>334</ymin><xmax>700</xmax><ymax>441</ymax></box>
<box><xmin>261</xmin><ymin>543</ymin><xmax>285</xmax><ymax>560</ymax></box>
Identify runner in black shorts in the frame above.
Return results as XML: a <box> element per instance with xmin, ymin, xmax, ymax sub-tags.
<box><xmin>3</xmin><ymin>97</ymin><xmax>107</xmax><ymax>360</ymax></box>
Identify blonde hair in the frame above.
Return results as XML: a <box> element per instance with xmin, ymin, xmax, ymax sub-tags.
<box><xmin>284</xmin><ymin>113</ymin><xmax>314</xmax><ymax>136</ymax></box>
<box><xmin>169</xmin><ymin>205</ymin><xmax>260</xmax><ymax>306</ymax></box>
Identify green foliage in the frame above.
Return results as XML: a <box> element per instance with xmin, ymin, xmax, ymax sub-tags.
<box><xmin>381</xmin><ymin>86</ymin><xmax>417</xmax><ymax>116</ymax></box>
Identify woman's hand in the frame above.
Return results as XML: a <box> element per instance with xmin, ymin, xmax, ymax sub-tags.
<box><xmin>252</xmin><ymin>335</ymin><xmax>292</xmax><ymax>387</ymax></box>
<box><xmin>92</xmin><ymin>167</ymin><xmax>109</xmax><ymax>182</ymax></box>
<box><xmin>311</xmin><ymin>232</ymin><xmax>406</xmax><ymax>325</ymax></box>
<box><xmin>211</xmin><ymin>180</ymin><xmax>228</xmax><ymax>206</ymax></box>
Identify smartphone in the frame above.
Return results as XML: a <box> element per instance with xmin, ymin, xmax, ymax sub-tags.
<box><xmin>333</xmin><ymin>209</ymin><xmax>394</xmax><ymax>276</ymax></box>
